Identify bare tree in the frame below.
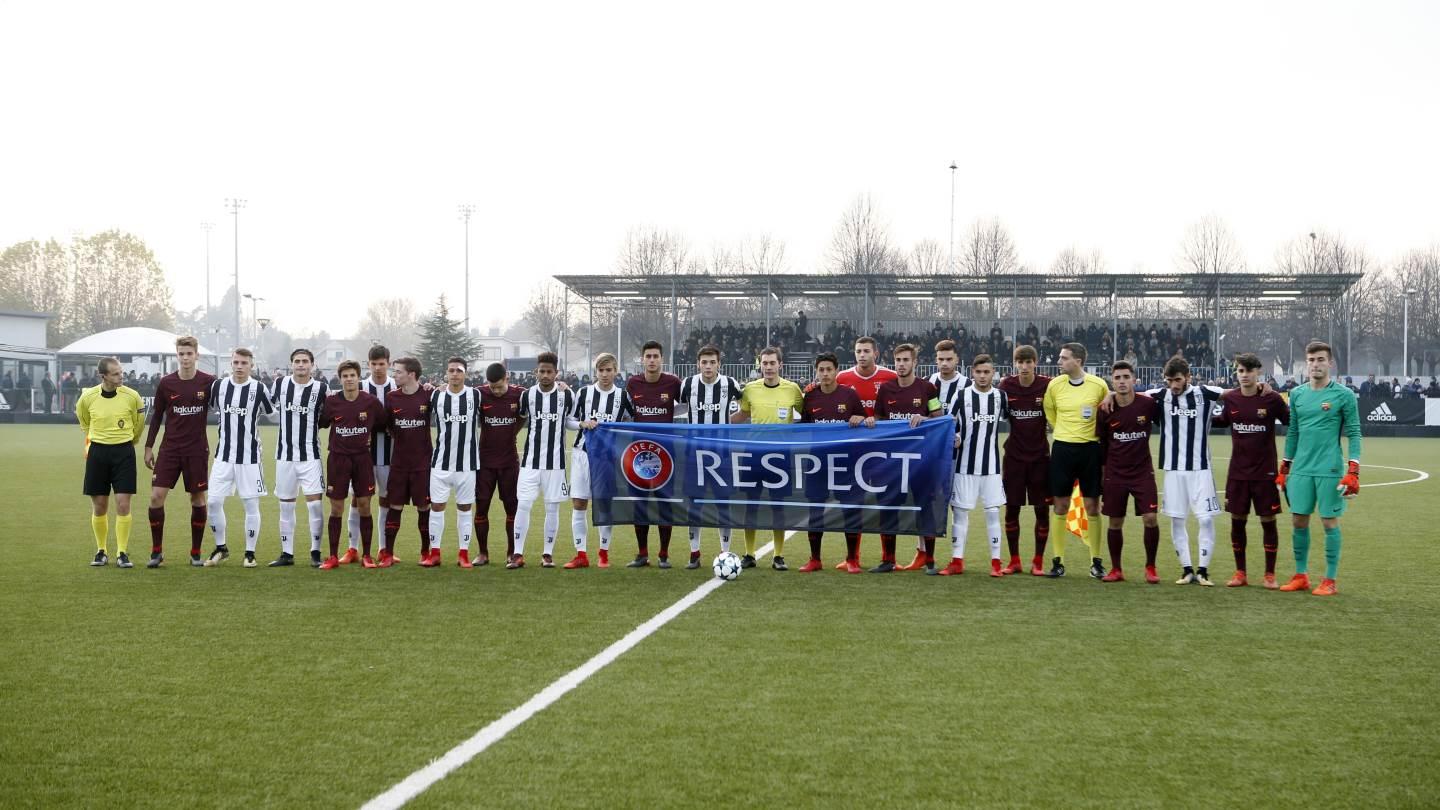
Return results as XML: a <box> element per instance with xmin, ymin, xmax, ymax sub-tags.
<box><xmin>355</xmin><ymin>298</ymin><xmax>419</xmax><ymax>356</ymax></box>
<box><xmin>1390</xmin><ymin>245</ymin><xmax>1440</xmax><ymax>376</ymax></box>
<box><xmin>957</xmin><ymin>218</ymin><xmax>1020</xmax><ymax>276</ymax></box>
<box><xmin>827</xmin><ymin>194</ymin><xmax>896</xmax><ymax>276</ymax></box>
<box><xmin>522</xmin><ymin>280</ymin><xmax>568</xmax><ymax>353</ymax></box>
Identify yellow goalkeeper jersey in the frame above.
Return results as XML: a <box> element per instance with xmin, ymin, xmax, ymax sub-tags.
<box><xmin>1042</xmin><ymin>373</ymin><xmax>1110</xmax><ymax>444</ymax></box>
<box><xmin>76</xmin><ymin>384</ymin><xmax>145</xmax><ymax>445</ymax></box>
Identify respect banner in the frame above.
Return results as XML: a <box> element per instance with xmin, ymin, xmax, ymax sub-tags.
<box><xmin>587</xmin><ymin>418</ymin><xmax>955</xmax><ymax>536</ymax></box>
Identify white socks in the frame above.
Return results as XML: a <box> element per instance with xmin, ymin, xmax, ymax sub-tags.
<box><xmin>307</xmin><ymin>499</ymin><xmax>324</xmax><ymax>553</ymax></box>
<box><xmin>457</xmin><ymin>509</ymin><xmax>473</xmax><ymax>551</ymax></box>
<box><xmin>279</xmin><ymin>500</ymin><xmax>296</xmax><ymax>555</ymax></box>
<box><xmin>542</xmin><ymin>502</ymin><xmax>560</xmax><ymax>556</ymax></box>
<box><xmin>429</xmin><ymin>509</ymin><xmax>445</xmax><ymax>552</ymax></box>
<box><xmin>1171</xmin><ymin>516</ymin><xmax>1193</xmax><ymax>568</ymax></box>
<box><xmin>208</xmin><ymin>494</ymin><xmax>227</xmax><ymax>546</ymax></box>
<box><xmin>719</xmin><ymin>528</ymin><xmax>730</xmax><ymax>553</ymax></box>
<box><xmin>242</xmin><ymin>497</ymin><xmax>261</xmax><ymax>553</ymax></box>
<box><xmin>348</xmin><ymin>506</ymin><xmax>360</xmax><ymax>551</ymax></box>
<box><xmin>598</xmin><ymin>525</ymin><xmax>612</xmax><ymax>551</ymax></box>
<box><xmin>688</xmin><ymin>527</ymin><xmax>701</xmax><ymax>554</ymax></box>
<box><xmin>573</xmin><ymin>509</ymin><xmax>589</xmax><ymax>552</ymax></box>
<box><xmin>985</xmin><ymin>507</ymin><xmax>1002</xmax><ymax>560</ymax></box>
<box><xmin>1197</xmin><ymin>515</ymin><xmax>1215</xmax><ymax>569</ymax></box>
<box><xmin>951</xmin><ymin>508</ymin><xmax>970</xmax><ymax>559</ymax></box>
<box><xmin>513</xmin><ymin>499</ymin><xmax>535</xmax><ymax>557</ymax></box>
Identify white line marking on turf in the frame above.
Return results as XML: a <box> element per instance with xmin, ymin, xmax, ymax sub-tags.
<box><xmin>1213</xmin><ymin>456</ymin><xmax>1430</xmax><ymax>489</ymax></box>
<box><xmin>361</xmin><ymin>532</ymin><xmax>796</xmax><ymax>810</ymax></box>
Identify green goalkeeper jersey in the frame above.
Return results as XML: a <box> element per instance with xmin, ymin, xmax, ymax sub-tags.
<box><xmin>1283</xmin><ymin>380</ymin><xmax>1362</xmax><ymax>477</ymax></box>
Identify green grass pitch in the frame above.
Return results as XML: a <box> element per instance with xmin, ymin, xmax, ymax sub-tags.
<box><xmin>1</xmin><ymin>424</ymin><xmax>1437</xmax><ymax>808</ymax></box>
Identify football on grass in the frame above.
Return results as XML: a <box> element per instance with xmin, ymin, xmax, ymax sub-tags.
<box><xmin>712</xmin><ymin>551</ymin><xmax>741</xmax><ymax>581</ymax></box>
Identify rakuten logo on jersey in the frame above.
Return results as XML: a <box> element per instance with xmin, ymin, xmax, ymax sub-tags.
<box><xmin>392</xmin><ymin>418</ymin><xmax>427</xmax><ymax>429</ymax></box>
<box><xmin>1112</xmin><ymin>430</ymin><xmax>1149</xmax><ymax>442</ymax></box>
<box><xmin>1233</xmin><ymin>423</ymin><xmax>1270</xmax><ymax>434</ymax></box>
<box><xmin>335</xmin><ymin>425</ymin><xmax>369</xmax><ymax>437</ymax></box>
<box><xmin>635</xmin><ymin>405</ymin><xmax>669</xmax><ymax>417</ymax></box>
<box><xmin>1010</xmin><ymin>409</ymin><xmax>1043</xmax><ymax>420</ymax></box>
<box><xmin>172</xmin><ymin>405</ymin><xmax>204</xmax><ymax>416</ymax></box>
<box><xmin>485</xmin><ymin>416</ymin><xmax>518</xmax><ymax>427</ymax></box>
<box><xmin>1367</xmin><ymin>402</ymin><xmax>1397</xmax><ymax>422</ymax></box>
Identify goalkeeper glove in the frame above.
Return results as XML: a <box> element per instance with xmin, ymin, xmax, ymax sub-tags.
<box><xmin>1275</xmin><ymin>459</ymin><xmax>1290</xmax><ymax>489</ymax></box>
<box><xmin>1338</xmin><ymin>460</ymin><xmax>1360</xmax><ymax>498</ymax></box>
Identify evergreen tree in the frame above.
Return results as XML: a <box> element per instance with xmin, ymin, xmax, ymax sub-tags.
<box><xmin>413</xmin><ymin>295</ymin><xmax>480</xmax><ymax>378</ymax></box>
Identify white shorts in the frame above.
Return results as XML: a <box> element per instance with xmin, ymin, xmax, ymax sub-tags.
<box><xmin>518</xmin><ymin>467</ymin><xmax>569</xmax><ymax>503</ymax></box>
<box><xmin>274</xmin><ymin>459</ymin><xmax>324</xmax><ymax>498</ymax></box>
<box><xmin>374</xmin><ymin>465</ymin><xmax>390</xmax><ymax>500</ymax></box>
<box><xmin>569</xmin><ymin>450</ymin><xmax>591</xmax><ymax>500</ymax></box>
<box><xmin>1162</xmin><ymin>470</ymin><xmax>1222</xmax><ymax>519</ymax></box>
<box><xmin>429</xmin><ymin>469</ymin><xmax>476</xmax><ymax>505</ymax></box>
<box><xmin>211</xmin><ymin>460</ymin><xmax>267</xmax><ymax>498</ymax></box>
<box><xmin>951</xmin><ymin>473</ymin><xmax>1006</xmax><ymax>510</ymax></box>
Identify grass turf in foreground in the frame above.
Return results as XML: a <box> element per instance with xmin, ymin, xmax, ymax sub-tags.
<box><xmin>1</xmin><ymin>425</ymin><xmax>1437</xmax><ymax>808</ymax></box>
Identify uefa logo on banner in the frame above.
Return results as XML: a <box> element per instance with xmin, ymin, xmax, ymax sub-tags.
<box><xmin>620</xmin><ymin>440</ymin><xmax>674</xmax><ymax>491</ymax></box>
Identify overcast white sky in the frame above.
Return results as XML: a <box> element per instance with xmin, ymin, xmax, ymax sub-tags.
<box><xmin>3</xmin><ymin>1</ymin><xmax>1437</xmax><ymax>338</ymax></box>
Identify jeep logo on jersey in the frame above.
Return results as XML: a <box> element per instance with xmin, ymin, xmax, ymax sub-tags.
<box><xmin>1366</xmin><ymin>402</ymin><xmax>1397</xmax><ymax>422</ymax></box>
<box><xmin>621</xmin><ymin>440</ymin><xmax>673</xmax><ymax>491</ymax></box>
<box><xmin>284</xmin><ymin>403</ymin><xmax>311</xmax><ymax>413</ymax></box>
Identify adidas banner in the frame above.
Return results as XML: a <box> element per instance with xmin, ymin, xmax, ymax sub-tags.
<box><xmin>1358</xmin><ymin>396</ymin><xmax>1425</xmax><ymax>425</ymax></box>
<box><xmin>587</xmin><ymin>419</ymin><xmax>955</xmax><ymax>536</ymax></box>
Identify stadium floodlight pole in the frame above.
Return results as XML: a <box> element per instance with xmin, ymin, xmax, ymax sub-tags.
<box><xmin>458</xmin><ymin>204</ymin><xmax>476</xmax><ymax>336</ymax></box>
<box><xmin>200</xmin><ymin>221</ymin><xmax>214</xmax><ymax>318</ymax></box>
<box><xmin>948</xmin><ymin>161</ymin><xmax>957</xmax><ymax>273</ymax></box>
<box><xmin>1403</xmin><ymin>288</ymin><xmax>1417</xmax><ymax>382</ymax></box>
<box><xmin>243</xmin><ymin>293</ymin><xmax>264</xmax><ymax>348</ymax></box>
<box><xmin>225</xmin><ymin>198</ymin><xmax>246</xmax><ymax>352</ymax></box>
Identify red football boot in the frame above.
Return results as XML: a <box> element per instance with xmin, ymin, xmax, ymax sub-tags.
<box><xmin>318</xmin><ymin>555</ymin><xmax>340</xmax><ymax>570</ymax></box>
<box><xmin>937</xmin><ymin>558</ymin><xmax>965</xmax><ymax>576</ymax></box>
<box><xmin>899</xmin><ymin>550</ymin><xmax>928</xmax><ymax>571</ymax></box>
<box><xmin>418</xmin><ymin>549</ymin><xmax>441</xmax><ymax>568</ymax></box>
<box><xmin>1030</xmin><ymin>556</ymin><xmax>1046</xmax><ymax>576</ymax></box>
<box><xmin>457</xmin><ymin>549</ymin><xmax>473</xmax><ymax>569</ymax></box>
<box><xmin>1102</xmin><ymin>568</ymin><xmax>1125</xmax><ymax>582</ymax></box>
<box><xmin>377</xmin><ymin>551</ymin><xmax>394</xmax><ymax>568</ymax></box>
<box><xmin>597</xmin><ymin>549</ymin><xmax>610</xmax><ymax>568</ymax></box>
<box><xmin>1002</xmin><ymin>556</ymin><xmax>1023</xmax><ymax>576</ymax></box>
<box><xmin>1279</xmin><ymin>574</ymin><xmax>1311</xmax><ymax>592</ymax></box>
<box><xmin>989</xmin><ymin>559</ymin><xmax>1005</xmax><ymax>577</ymax></box>
<box><xmin>798</xmin><ymin>558</ymin><xmax>824</xmax><ymax>573</ymax></box>
<box><xmin>844</xmin><ymin>559</ymin><xmax>864</xmax><ymax>574</ymax></box>
<box><xmin>564</xmin><ymin>551</ymin><xmax>590</xmax><ymax>569</ymax></box>
<box><xmin>361</xmin><ymin>554</ymin><xmax>378</xmax><ymax>569</ymax></box>
<box><xmin>338</xmin><ymin>548</ymin><xmax>360</xmax><ymax>565</ymax></box>
<box><xmin>1144</xmin><ymin>565</ymin><xmax>1159</xmax><ymax>584</ymax></box>
<box><xmin>1311</xmin><ymin>578</ymin><xmax>1338</xmax><ymax>596</ymax></box>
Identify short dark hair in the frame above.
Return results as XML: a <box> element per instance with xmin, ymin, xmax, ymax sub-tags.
<box><xmin>1164</xmin><ymin>357</ymin><xmax>1191</xmax><ymax>378</ymax></box>
<box><xmin>485</xmin><ymin>362</ymin><xmax>506</xmax><ymax>383</ymax></box>
<box><xmin>1061</xmin><ymin>342</ymin><xmax>1087</xmax><ymax>362</ymax></box>
<box><xmin>537</xmin><ymin>351</ymin><xmax>558</xmax><ymax>368</ymax></box>
<box><xmin>972</xmin><ymin>353</ymin><xmax>993</xmax><ymax>368</ymax></box>
<box><xmin>447</xmin><ymin>356</ymin><xmax>468</xmax><ymax>370</ymax></box>
<box><xmin>893</xmin><ymin>343</ymin><xmax>917</xmax><ymax>360</ymax></box>
<box><xmin>641</xmin><ymin>340</ymin><xmax>663</xmax><ymax>356</ymax></box>
<box><xmin>854</xmin><ymin>336</ymin><xmax>877</xmax><ymax>350</ymax></box>
<box><xmin>815</xmin><ymin>352</ymin><xmax>839</xmax><ymax>369</ymax></box>
<box><xmin>97</xmin><ymin>357</ymin><xmax>120</xmax><ymax>375</ymax></box>
<box><xmin>1111</xmin><ymin>360</ymin><xmax>1135</xmax><ymax>375</ymax></box>
<box><xmin>934</xmin><ymin>339</ymin><xmax>957</xmax><ymax>355</ymax></box>
<box><xmin>289</xmin><ymin>348</ymin><xmax>314</xmax><ymax>363</ymax></box>
<box><xmin>1234</xmin><ymin>352</ymin><xmax>1262</xmax><ymax>371</ymax></box>
<box><xmin>1014</xmin><ymin>345</ymin><xmax>1038</xmax><ymax>362</ymax></box>
<box><xmin>1305</xmin><ymin>340</ymin><xmax>1332</xmax><ymax>359</ymax></box>
<box><xmin>337</xmin><ymin>359</ymin><xmax>362</xmax><ymax>377</ymax></box>
<box><xmin>759</xmin><ymin>346</ymin><xmax>782</xmax><ymax>362</ymax></box>
<box><xmin>697</xmin><ymin>344</ymin><xmax>720</xmax><ymax>361</ymax></box>
<box><xmin>233</xmin><ymin>347</ymin><xmax>254</xmax><ymax>359</ymax></box>
<box><xmin>395</xmin><ymin>357</ymin><xmax>422</xmax><ymax>377</ymax></box>
<box><xmin>367</xmin><ymin>345</ymin><xmax>390</xmax><ymax>362</ymax></box>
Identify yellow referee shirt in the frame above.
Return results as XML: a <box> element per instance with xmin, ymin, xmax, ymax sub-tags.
<box><xmin>739</xmin><ymin>379</ymin><xmax>804</xmax><ymax>425</ymax></box>
<box><xmin>76</xmin><ymin>384</ymin><xmax>145</xmax><ymax>445</ymax></box>
<box><xmin>1042</xmin><ymin>373</ymin><xmax>1110</xmax><ymax>444</ymax></box>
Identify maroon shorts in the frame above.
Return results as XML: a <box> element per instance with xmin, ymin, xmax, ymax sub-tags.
<box><xmin>386</xmin><ymin>466</ymin><xmax>430</xmax><ymax>508</ymax></box>
<box><xmin>1002</xmin><ymin>458</ymin><xmax>1052</xmax><ymax>507</ymax></box>
<box><xmin>326</xmin><ymin>453</ymin><xmax>376</xmax><ymax>499</ymax></box>
<box><xmin>1225</xmin><ymin>477</ymin><xmax>1283</xmax><ymax>517</ymax></box>
<box><xmin>1100</xmin><ymin>474</ymin><xmax>1160</xmax><ymax>518</ymax></box>
<box><xmin>152</xmin><ymin>450</ymin><xmax>209</xmax><ymax>493</ymax></box>
<box><xmin>477</xmin><ymin>464</ymin><xmax>519</xmax><ymax>515</ymax></box>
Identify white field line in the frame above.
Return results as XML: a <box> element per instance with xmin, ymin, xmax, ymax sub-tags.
<box><xmin>1210</xmin><ymin>456</ymin><xmax>1430</xmax><ymax>489</ymax></box>
<box><xmin>361</xmin><ymin>532</ymin><xmax>796</xmax><ymax>810</ymax></box>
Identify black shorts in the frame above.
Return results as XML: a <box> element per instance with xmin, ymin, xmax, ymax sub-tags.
<box><xmin>1048</xmin><ymin>441</ymin><xmax>1102</xmax><ymax>499</ymax></box>
<box><xmin>84</xmin><ymin>442</ymin><xmax>137</xmax><ymax>496</ymax></box>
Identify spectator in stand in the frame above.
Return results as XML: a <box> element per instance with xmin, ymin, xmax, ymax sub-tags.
<box><xmin>1360</xmin><ymin>374</ymin><xmax>1375</xmax><ymax>395</ymax></box>
<box><xmin>1425</xmin><ymin>378</ymin><xmax>1440</xmax><ymax>398</ymax></box>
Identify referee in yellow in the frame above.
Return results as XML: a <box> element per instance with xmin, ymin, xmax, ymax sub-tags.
<box><xmin>1041</xmin><ymin>342</ymin><xmax>1110</xmax><ymax>579</ymax></box>
<box><xmin>731</xmin><ymin>346</ymin><xmax>803</xmax><ymax>570</ymax></box>
<box><xmin>76</xmin><ymin>357</ymin><xmax>146</xmax><ymax>568</ymax></box>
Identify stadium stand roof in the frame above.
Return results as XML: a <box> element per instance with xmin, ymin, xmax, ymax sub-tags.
<box><xmin>553</xmin><ymin>272</ymin><xmax>1362</xmax><ymax>302</ymax></box>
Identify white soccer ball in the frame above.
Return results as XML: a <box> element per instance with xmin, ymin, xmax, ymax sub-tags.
<box><xmin>712</xmin><ymin>551</ymin><xmax>742</xmax><ymax>581</ymax></box>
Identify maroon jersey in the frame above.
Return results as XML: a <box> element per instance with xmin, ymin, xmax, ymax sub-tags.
<box><xmin>626</xmin><ymin>373</ymin><xmax>682</xmax><ymax>423</ymax></box>
<box><xmin>146</xmin><ymin>369</ymin><xmax>216</xmax><ymax>455</ymax></box>
<box><xmin>321</xmin><ymin>390</ymin><xmax>385</xmax><ymax>456</ymax></box>
<box><xmin>1216</xmin><ymin>388</ymin><xmax>1290</xmax><ymax>481</ymax></box>
<box><xmin>802</xmin><ymin>385</ymin><xmax>864</xmax><ymax>423</ymax></box>
<box><xmin>1098</xmin><ymin>393</ymin><xmax>1155</xmax><ymax>482</ymax></box>
<box><xmin>385</xmin><ymin>387</ymin><xmax>433</xmax><ymax>471</ymax></box>
<box><xmin>997</xmin><ymin>373</ymin><xmax>1051</xmax><ymax>463</ymax></box>
<box><xmin>479</xmin><ymin>384</ymin><xmax>525</xmax><ymax>468</ymax></box>
<box><xmin>874</xmin><ymin>377</ymin><xmax>940</xmax><ymax>420</ymax></box>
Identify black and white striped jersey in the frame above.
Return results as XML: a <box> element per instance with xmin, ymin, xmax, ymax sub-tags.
<box><xmin>519</xmin><ymin>385</ymin><xmax>575</xmax><ymax>470</ymax></box>
<box><xmin>1151</xmin><ymin>384</ymin><xmax>1225</xmax><ymax>472</ymax></box>
<box><xmin>428</xmin><ymin>386</ymin><xmax>481</xmax><ymax>472</ymax></box>
<box><xmin>571</xmin><ymin>384</ymin><xmax>634</xmax><ymax>451</ymax></box>
<box><xmin>211</xmin><ymin>376</ymin><xmax>275</xmax><ymax>465</ymax></box>
<box><xmin>677</xmin><ymin>374</ymin><xmax>743</xmax><ymax>424</ymax></box>
<box><xmin>361</xmin><ymin>377</ymin><xmax>396</xmax><ymax>466</ymax></box>
<box><xmin>927</xmin><ymin>372</ymin><xmax>971</xmax><ymax>415</ymax></box>
<box><xmin>950</xmin><ymin>386</ymin><xmax>1008</xmax><ymax>476</ymax></box>
<box><xmin>270</xmin><ymin>376</ymin><xmax>326</xmax><ymax>462</ymax></box>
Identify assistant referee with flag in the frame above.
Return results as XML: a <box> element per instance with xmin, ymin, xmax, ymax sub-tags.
<box><xmin>76</xmin><ymin>357</ymin><xmax>146</xmax><ymax>568</ymax></box>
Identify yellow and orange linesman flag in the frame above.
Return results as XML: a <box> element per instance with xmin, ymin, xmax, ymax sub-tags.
<box><xmin>1065</xmin><ymin>481</ymin><xmax>1088</xmax><ymax>538</ymax></box>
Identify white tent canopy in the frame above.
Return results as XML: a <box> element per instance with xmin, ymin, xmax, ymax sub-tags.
<box><xmin>58</xmin><ymin>327</ymin><xmax>217</xmax><ymax>357</ymax></box>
